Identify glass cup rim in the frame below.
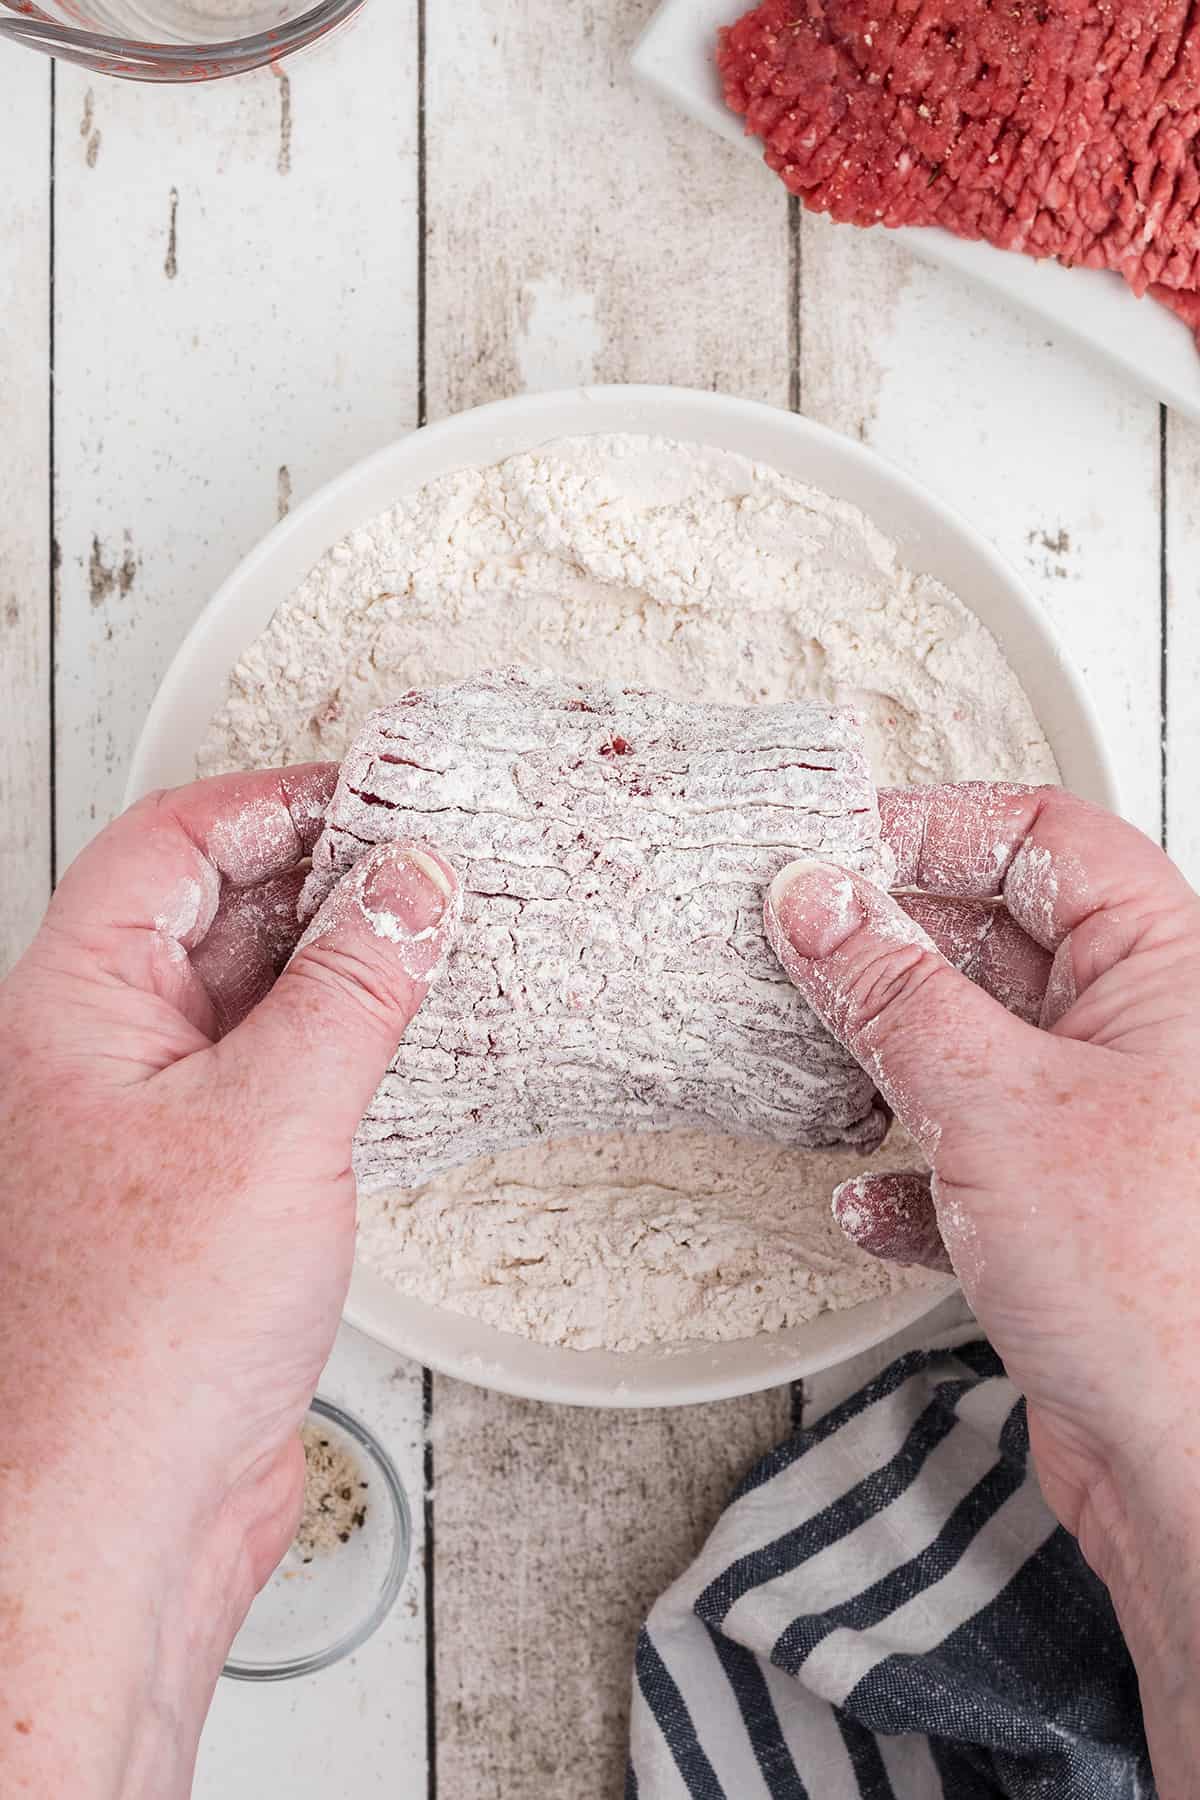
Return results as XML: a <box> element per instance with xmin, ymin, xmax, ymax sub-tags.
<box><xmin>221</xmin><ymin>1393</ymin><xmax>411</xmax><ymax>1683</ymax></box>
<box><xmin>0</xmin><ymin>0</ymin><xmax>365</xmax><ymax>80</ymax></box>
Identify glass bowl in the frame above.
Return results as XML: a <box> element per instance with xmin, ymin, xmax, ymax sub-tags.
<box><xmin>0</xmin><ymin>0</ymin><xmax>366</xmax><ymax>81</ymax></box>
<box><xmin>223</xmin><ymin>1394</ymin><xmax>410</xmax><ymax>1682</ymax></box>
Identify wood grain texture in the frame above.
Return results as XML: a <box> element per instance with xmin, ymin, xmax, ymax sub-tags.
<box><xmin>799</xmin><ymin>216</ymin><xmax>1163</xmax><ymax>839</ymax></box>
<box><xmin>9</xmin><ymin>5</ymin><xmax>1187</xmax><ymax>1795</ymax></box>
<box><xmin>1166</xmin><ymin>413</ymin><xmax>1200</xmax><ymax>880</ymax></box>
<box><xmin>432</xmin><ymin>1384</ymin><xmax>790</xmax><ymax>1799</ymax></box>
<box><xmin>48</xmin><ymin>11</ymin><xmax>431</xmax><ymax>1780</ymax></box>
<box><xmin>422</xmin><ymin>6</ymin><xmax>797</xmax><ymax>1793</ymax></box>
<box><xmin>424</xmin><ymin>0</ymin><xmax>790</xmax><ymax>420</ymax></box>
<box><xmin>52</xmin><ymin>4</ymin><xmax>421</xmax><ymax>871</ymax></box>
<box><xmin>0</xmin><ymin>52</ymin><xmax>51</xmax><ymax>975</ymax></box>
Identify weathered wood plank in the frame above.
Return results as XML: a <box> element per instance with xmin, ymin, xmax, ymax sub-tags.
<box><xmin>52</xmin><ymin>4</ymin><xmax>421</xmax><ymax>869</ymax></box>
<box><xmin>51</xmin><ymin>16</ymin><xmax>429</xmax><ymax>1794</ymax></box>
<box><xmin>800</xmin><ymin>217</ymin><xmax>1163</xmax><ymax>840</ymax></box>
<box><xmin>423</xmin><ymin>3</ymin><xmax>794</xmax><ymax>1794</ymax></box>
<box><xmin>0</xmin><ymin>52</ymin><xmax>51</xmax><ymax>975</ymax></box>
<box><xmin>25</xmin><ymin>14</ymin><xmax>1176</xmax><ymax>1800</ymax></box>
<box><xmin>433</xmin><ymin>1385</ymin><xmax>791</xmax><ymax>1799</ymax></box>
<box><xmin>1166</xmin><ymin>414</ymin><xmax>1200</xmax><ymax>882</ymax></box>
<box><xmin>424</xmin><ymin>0</ymin><xmax>791</xmax><ymax>419</ymax></box>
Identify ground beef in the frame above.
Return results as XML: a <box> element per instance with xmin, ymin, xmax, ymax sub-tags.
<box><xmin>717</xmin><ymin>0</ymin><xmax>1200</xmax><ymax>337</ymax></box>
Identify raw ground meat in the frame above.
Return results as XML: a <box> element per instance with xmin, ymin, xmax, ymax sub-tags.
<box><xmin>718</xmin><ymin>0</ymin><xmax>1200</xmax><ymax>339</ymax></box>
<box><xmin>302</xmin><ymin>667</ymin><xmax>890</xmax><ymax>1192</ymax></box>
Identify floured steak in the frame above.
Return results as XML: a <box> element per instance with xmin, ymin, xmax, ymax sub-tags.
<box><xmin>301</xmin><ymin>668</ymin><xmax>889</xmax><ymax>1190</ymax></box>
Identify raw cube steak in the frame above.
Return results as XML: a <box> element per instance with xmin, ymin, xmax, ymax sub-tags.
<box><xmin>301</xmin><ymin>669</ymin><xmax>888</xmax><ymax>1191</ymax></box>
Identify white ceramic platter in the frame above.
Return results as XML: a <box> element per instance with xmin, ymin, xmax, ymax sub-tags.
<box><xmin>128</xmin><ymin>384</ymin><xmax>1118</xmax><ymax>1406</ymax></box>
<box><xmin>633</xmin><ymin>0</ymin><xmax>1200</xmax><ymax>423</ymax></box>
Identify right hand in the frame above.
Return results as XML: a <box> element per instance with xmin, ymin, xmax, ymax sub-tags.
<box><xmin>766</xmin><ymin>785</ymin><xmax>1200</xmax><ymax>1559</ymax></box>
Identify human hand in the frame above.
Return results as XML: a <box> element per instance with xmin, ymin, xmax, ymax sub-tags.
<box><xmin>767</xmin><ymin>784</ymin><xmax>1200</xmax><ymax>1795</ymax></box>
<box><xmin>0</xmin><ymin>768</ymin><xmax>457</xmax><ymax>1798</ymax></box>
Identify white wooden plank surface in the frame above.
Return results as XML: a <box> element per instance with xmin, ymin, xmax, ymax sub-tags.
<box><xmin>799</xmin><ymin>217</ymin><xmax>1163</xmax><ymax>840</ymax></box>
<box><xmin>424</xmin><ymin>0</ymin><xmax>791</xmax><ymax>418</ymax></box>
<box><xmin>422</xmin><ymin>4</ymin><xmax>794</xmax><ymax>1793</ymax></box>
<box><xmin>52</xmin><ymin>3</ymin><xmax>420</xmax><ymax>870</ymax></box>
<box><xmin>1166</xmin><ymin>417</ymin><xmax>1200</xmax><ymax>881</ymax></box>
<box><xmin>433</xmin><ymin>1386</ymin><xmax>791</xmax><ymax>1799</ymax></box>
<box><xmin>49</xmin><ymin>11</ymin><xmax>430</xmax><ymax>1791</ymax></box>
<box><xmin>0</xmin><ymin>51</ymin><xmax>51</xmax><ymax>976</ymax></box>
<box><xmin>195</xmin><ymin>1327</ymin><xmax>429</xmax><ymax>1798</ymax></box>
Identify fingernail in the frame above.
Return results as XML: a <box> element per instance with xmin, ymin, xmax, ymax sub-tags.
<box><xmin>359</xmin><ymin>844</ymin><xmax>457</xmax><ymax>943</ymax></box>
<box><xmin>404</xmin><ymin>848</ymin><xmax>457</xmax><ymax>903</ymax></box>
<box><xmin>767</xmin><ymin>858</ymin><xmax>864</xmax><ymax>959</ymax></box>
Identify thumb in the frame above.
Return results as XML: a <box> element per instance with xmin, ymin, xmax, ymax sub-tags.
<box><xmin>765</xmin><ymin>858</ymin><xmax>1028</xmax><ymax>1157</ymax></box>
<box><xmin>218</xmin><ymin>841</ymin><xmax>460</xmax><ymax>1144</ymax></box>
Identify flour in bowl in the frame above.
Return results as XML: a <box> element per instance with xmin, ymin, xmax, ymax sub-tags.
<box><xmin>200</xmin><ymin>433</ymin><xmax>1058</xmax><ymax>1350</ymax></box>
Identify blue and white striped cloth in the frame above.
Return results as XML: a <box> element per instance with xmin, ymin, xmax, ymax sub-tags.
<box><xmin>630</xmin><ymin>1303</ymin><xmax>1153</xmax><ymax>1798</ymax></box>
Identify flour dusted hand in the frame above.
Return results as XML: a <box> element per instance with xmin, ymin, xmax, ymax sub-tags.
<box><xmin>0</xmin><ymin>768</ymin><xmax>458</xmax><ymax>1798</ymax></box>
<box><xmin>766</xmin><ymin>785</ymin><xmax>1200</xmax><ymax>1797</ymax></box>
<box><xmin>303</xmin><ymin>668</ymin><xmax>889</xmax><ymax>1190</ymax></box>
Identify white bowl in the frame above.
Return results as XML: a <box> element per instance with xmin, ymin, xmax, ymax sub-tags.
<box><xmin>128</xmin><ymin>384</ymin><xmax>1119</xmax><ymax>1407</ymax></box>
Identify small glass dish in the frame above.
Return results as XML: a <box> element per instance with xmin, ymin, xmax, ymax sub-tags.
<box><xmin>223</xmin><ymin>1395</ymin><xmax>410</xmax><ymax>1682</ymax></box>
<box><xmin>0</xmin><ymin>0</ymin><xmax>366</xmax><ymax>82</ymax></box>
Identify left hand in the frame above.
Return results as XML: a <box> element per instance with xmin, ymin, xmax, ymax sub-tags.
<box><xmin>0</xmin><ymin>768</ymin><xmax>458</xmax><ymax>1799</ymax></box>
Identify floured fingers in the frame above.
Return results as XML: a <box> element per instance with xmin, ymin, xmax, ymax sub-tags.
<box><xmin>895</xmin><ymin>893</ymin><xmax>1051</xmax><ymax>1025</ymax></box>
<box><xmin>832</xmin><ymin>1170</ymin><xmax>953</xmax><ymax>1274</ymax></box>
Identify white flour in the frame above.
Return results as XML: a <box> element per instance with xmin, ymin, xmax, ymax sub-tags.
<box><xmin>201</xmin><ymin>433</ymin><xmax>1058</xmax><ymax>1350</ymax></box>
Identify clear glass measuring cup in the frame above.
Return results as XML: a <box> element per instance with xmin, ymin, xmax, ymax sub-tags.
<box><xmin>0</xmin><ymin>0</ymin><xmax>366</xmax><ymax>79</ymax></box>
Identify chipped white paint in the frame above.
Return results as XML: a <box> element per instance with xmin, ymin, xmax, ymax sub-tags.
<box><xmin>0</xmin><ymin>0</ymin><xmax>1191</xmax><ymax>1793</ymax></box>
<box><xmin>433</xmin><ymin>1380</ymin><xmax>790</xmax><ymax>1798</ymax></box>
<box><xmin>514</xmin><ymin>275</ymin><xmax>604</xmax><ymax>391</ymax></box>
<box><xmin>0</xmin><ymin>48</ymin><xmax>51</xmax><ymax>975</ymax></box>
<box><xmin>423</xmin><ymin>0</ymin><xmax>790</xmax><ymax>418</ymax></box>
<box><xmin>421</xmin><ymin>7</ymin><xmax>795</xmax><ymax>1792</ymax></box>
<box><xmin>799</xmin><ymin>216</ymin><xmax>1163</xmax><ymax>842</ymax></box>
<box><xmin>52</xmin><ymin>0</ymin><xmax>421</xmax><ymax>869</ymax></box>
<box><xmin>47</xmin><ymin>8</ymin><xmax>430</xmax><ymax>1790</ymax></box>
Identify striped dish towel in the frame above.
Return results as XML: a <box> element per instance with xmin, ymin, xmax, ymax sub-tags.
<box><xmin>629</xmin><ymin>1301</ymin><xmax>1152</xmax><ymax>1798</ymax></box>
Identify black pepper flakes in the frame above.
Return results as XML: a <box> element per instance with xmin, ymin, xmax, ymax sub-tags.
<box><xmin>293</xmin><ymin>1422</ymin><xmax>369</xmax><ymax>1560</ymax></box>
